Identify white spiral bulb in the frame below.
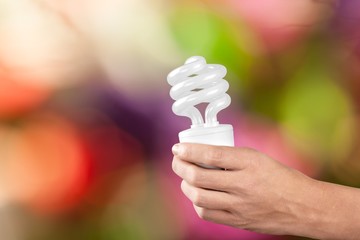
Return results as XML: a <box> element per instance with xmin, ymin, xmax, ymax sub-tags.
<box><xmin>167</xmin><ymin>56</ymin><xmax>231</xmax><ymax>127</ymax></box>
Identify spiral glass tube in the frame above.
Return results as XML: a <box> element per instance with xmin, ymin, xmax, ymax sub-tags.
<box><xmin>167</xmin><ymin>56</ymin><xmax>231</xmax><ymax>128</ymax></box>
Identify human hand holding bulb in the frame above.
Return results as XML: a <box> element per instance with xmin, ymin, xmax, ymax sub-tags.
<box><xmin>168</xmin><ymin>57</ymin><xmax>360</xmax><ymax>239</ymax></box>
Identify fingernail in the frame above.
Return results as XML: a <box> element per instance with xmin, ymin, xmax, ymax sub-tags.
<box><xmin>172</xmin><ymin>144</ymin><xmax>180</xmax><ymax>155</ymax></box>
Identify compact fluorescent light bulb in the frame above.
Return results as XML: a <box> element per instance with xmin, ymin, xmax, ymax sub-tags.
<box><xmin>167</xmin><ymin>56</ymin><xmax>234</xmax><ymax>149</ymax></box>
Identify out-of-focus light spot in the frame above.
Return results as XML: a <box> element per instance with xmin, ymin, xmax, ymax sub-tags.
<box><xmin>227</xmin><ymin>0</ymin><xmax>334</xmax><ymax>51</ymax></box>
<box><xmin>0</xmin><ymin>72</ymin><xmax>51</xmax><ymax>118</ymax></box>
<box><xmin>81</xmin><ymin>124</ymin><xmax>145</xmax><ymax>207</ymax></box>
<box><xmin>51</xmin><ymin>0</ymin><xmax>181</xmax><ymax>94</ymax></box>
<box><xmin>0</xmin><ymin>0</ymin><xmax>94</xmax><ymax>89</ymax></box>
<box><xmin>0</xmin><ymin>113</ymin><xmax>90</xmax><ymax>214</ymax></box>
<box><xmin>280</xmin><ymin>65</ymin><xmax>355</xmax><ymax>162</ymax></box>
<box><xmin>100</xmin><ymin>163</ymin><xmax>178</xmax><ymax>240</ymax></box>
<box><xmin>56</xmin><ymin>105</ymin><xmax>147</xmax><ymax>209</ymax></box>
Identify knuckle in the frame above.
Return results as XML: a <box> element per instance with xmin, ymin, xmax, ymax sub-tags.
<box><xmin>236</xmin><ymin>147</ymin><xmax>259</xmax><ymax>169</ymax></box>
<box><xmin>181</xmin><ymin>144</ymin><xmax>191</xmax><ymax>159</ymax></box>
<box><xmin>181</xmin><ymin>181</ymin><xmax>192</xmax><ymax>198</ymax></box>
<box><xmin>192</xmin><ymin>190</ymin><xmax>203</xmax><ymax>206</ymax></box>
<box><xmin>206</xmin><ymin>147</ymin><xmax>223</xmax><ymax>165</ymax></box>
<box><xmin>247</xmin><ymin>156</ymin><xmax>261</xmax><ymax>170</ymax></box>
<box><xmin>172</xmin><ymin>158</ymin><xmax>185</xmax><ymax>177</ymax></box>
<box><xmin>235</xmin><ymin>176</ymin><xmax>256</xmax><ymax>194</ymax></box>
<box><xmin>187</xmin><ymin>166</ymin><xmax>199</xmax><ymax>184</ymax></box>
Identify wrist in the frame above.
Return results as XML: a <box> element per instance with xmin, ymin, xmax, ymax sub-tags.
<box><xmin>294</xmin><ymin>177</ymin><xmax>360</xmax><ymax>239</ymax></box>
<box><xmin>282</xmin><ymin>174</ymin><xmax>327</xmax><ymax>238</ymax></box>
<box><xmin>295</xmin><ymin>178</ymin><xmax>335</xmax><ymax>239</ymax></box>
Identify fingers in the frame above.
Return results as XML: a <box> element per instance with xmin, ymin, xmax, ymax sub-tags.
<box><xmin>172</xmin><ymin>143</ymin><xmax>255</xmax><ymax>170</ymax></box>
<box><xmin>181</xmin><ymin>180</ymin><xmax>233</xmax><ymax>210</ymax></box>
<box><xmin>172</xmin><ymin>156</ymin><xmax>235</xmax><ymax>191</ymax></box>
<box><xmin>193</xmin><ymin>205</ymin><xmax>234</xmax><ymax>225</ymax></box>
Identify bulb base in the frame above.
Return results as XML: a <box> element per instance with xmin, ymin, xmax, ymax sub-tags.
<box><xmin>179</xmin><ymin>124</ymin><xmax>234</xmax><ymax>169</ymax></box>
<box><xmin>179</xmin><ymin>124</ymin><xmax>234</xmax><ymax>146</ymax></box>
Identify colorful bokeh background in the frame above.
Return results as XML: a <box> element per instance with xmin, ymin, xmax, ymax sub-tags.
<box><xmin>0</xmin><ymin>0</ymin><xmax>359</xmax><ymax>239</ymax></box>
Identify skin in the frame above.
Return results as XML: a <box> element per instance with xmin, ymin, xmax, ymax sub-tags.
<box><xmin>172</xmin><ymin>143</ymin><xmax>360</xmax><ymax>239</ymax></box>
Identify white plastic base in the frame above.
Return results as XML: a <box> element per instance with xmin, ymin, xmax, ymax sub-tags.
<box><xmin>179</xmin><ymin>124</ymin><xmax>234</xmax><ymax>169</ymax></box>
<box><xmin>179</xmin><ymin>124</ymin><xmax>234</xmax><ymax>146</ymax></box>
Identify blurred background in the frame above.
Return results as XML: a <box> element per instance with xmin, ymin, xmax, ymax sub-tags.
<box><xmin>0</xmin><ymin>0</ymin><xmax>359</xmax><ymax>239</ymax></box>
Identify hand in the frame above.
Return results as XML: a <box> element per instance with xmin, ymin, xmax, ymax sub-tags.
<box><xmin>171</xmin><ymin>143</ymin><xmax>320</xmax><ymax>236</ymax></box>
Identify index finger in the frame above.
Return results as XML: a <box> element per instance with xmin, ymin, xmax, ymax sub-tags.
<box><xmin>172</xmin><ymin>143</ymin><xmax>254</xmax><ymax>170</ymax></box>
